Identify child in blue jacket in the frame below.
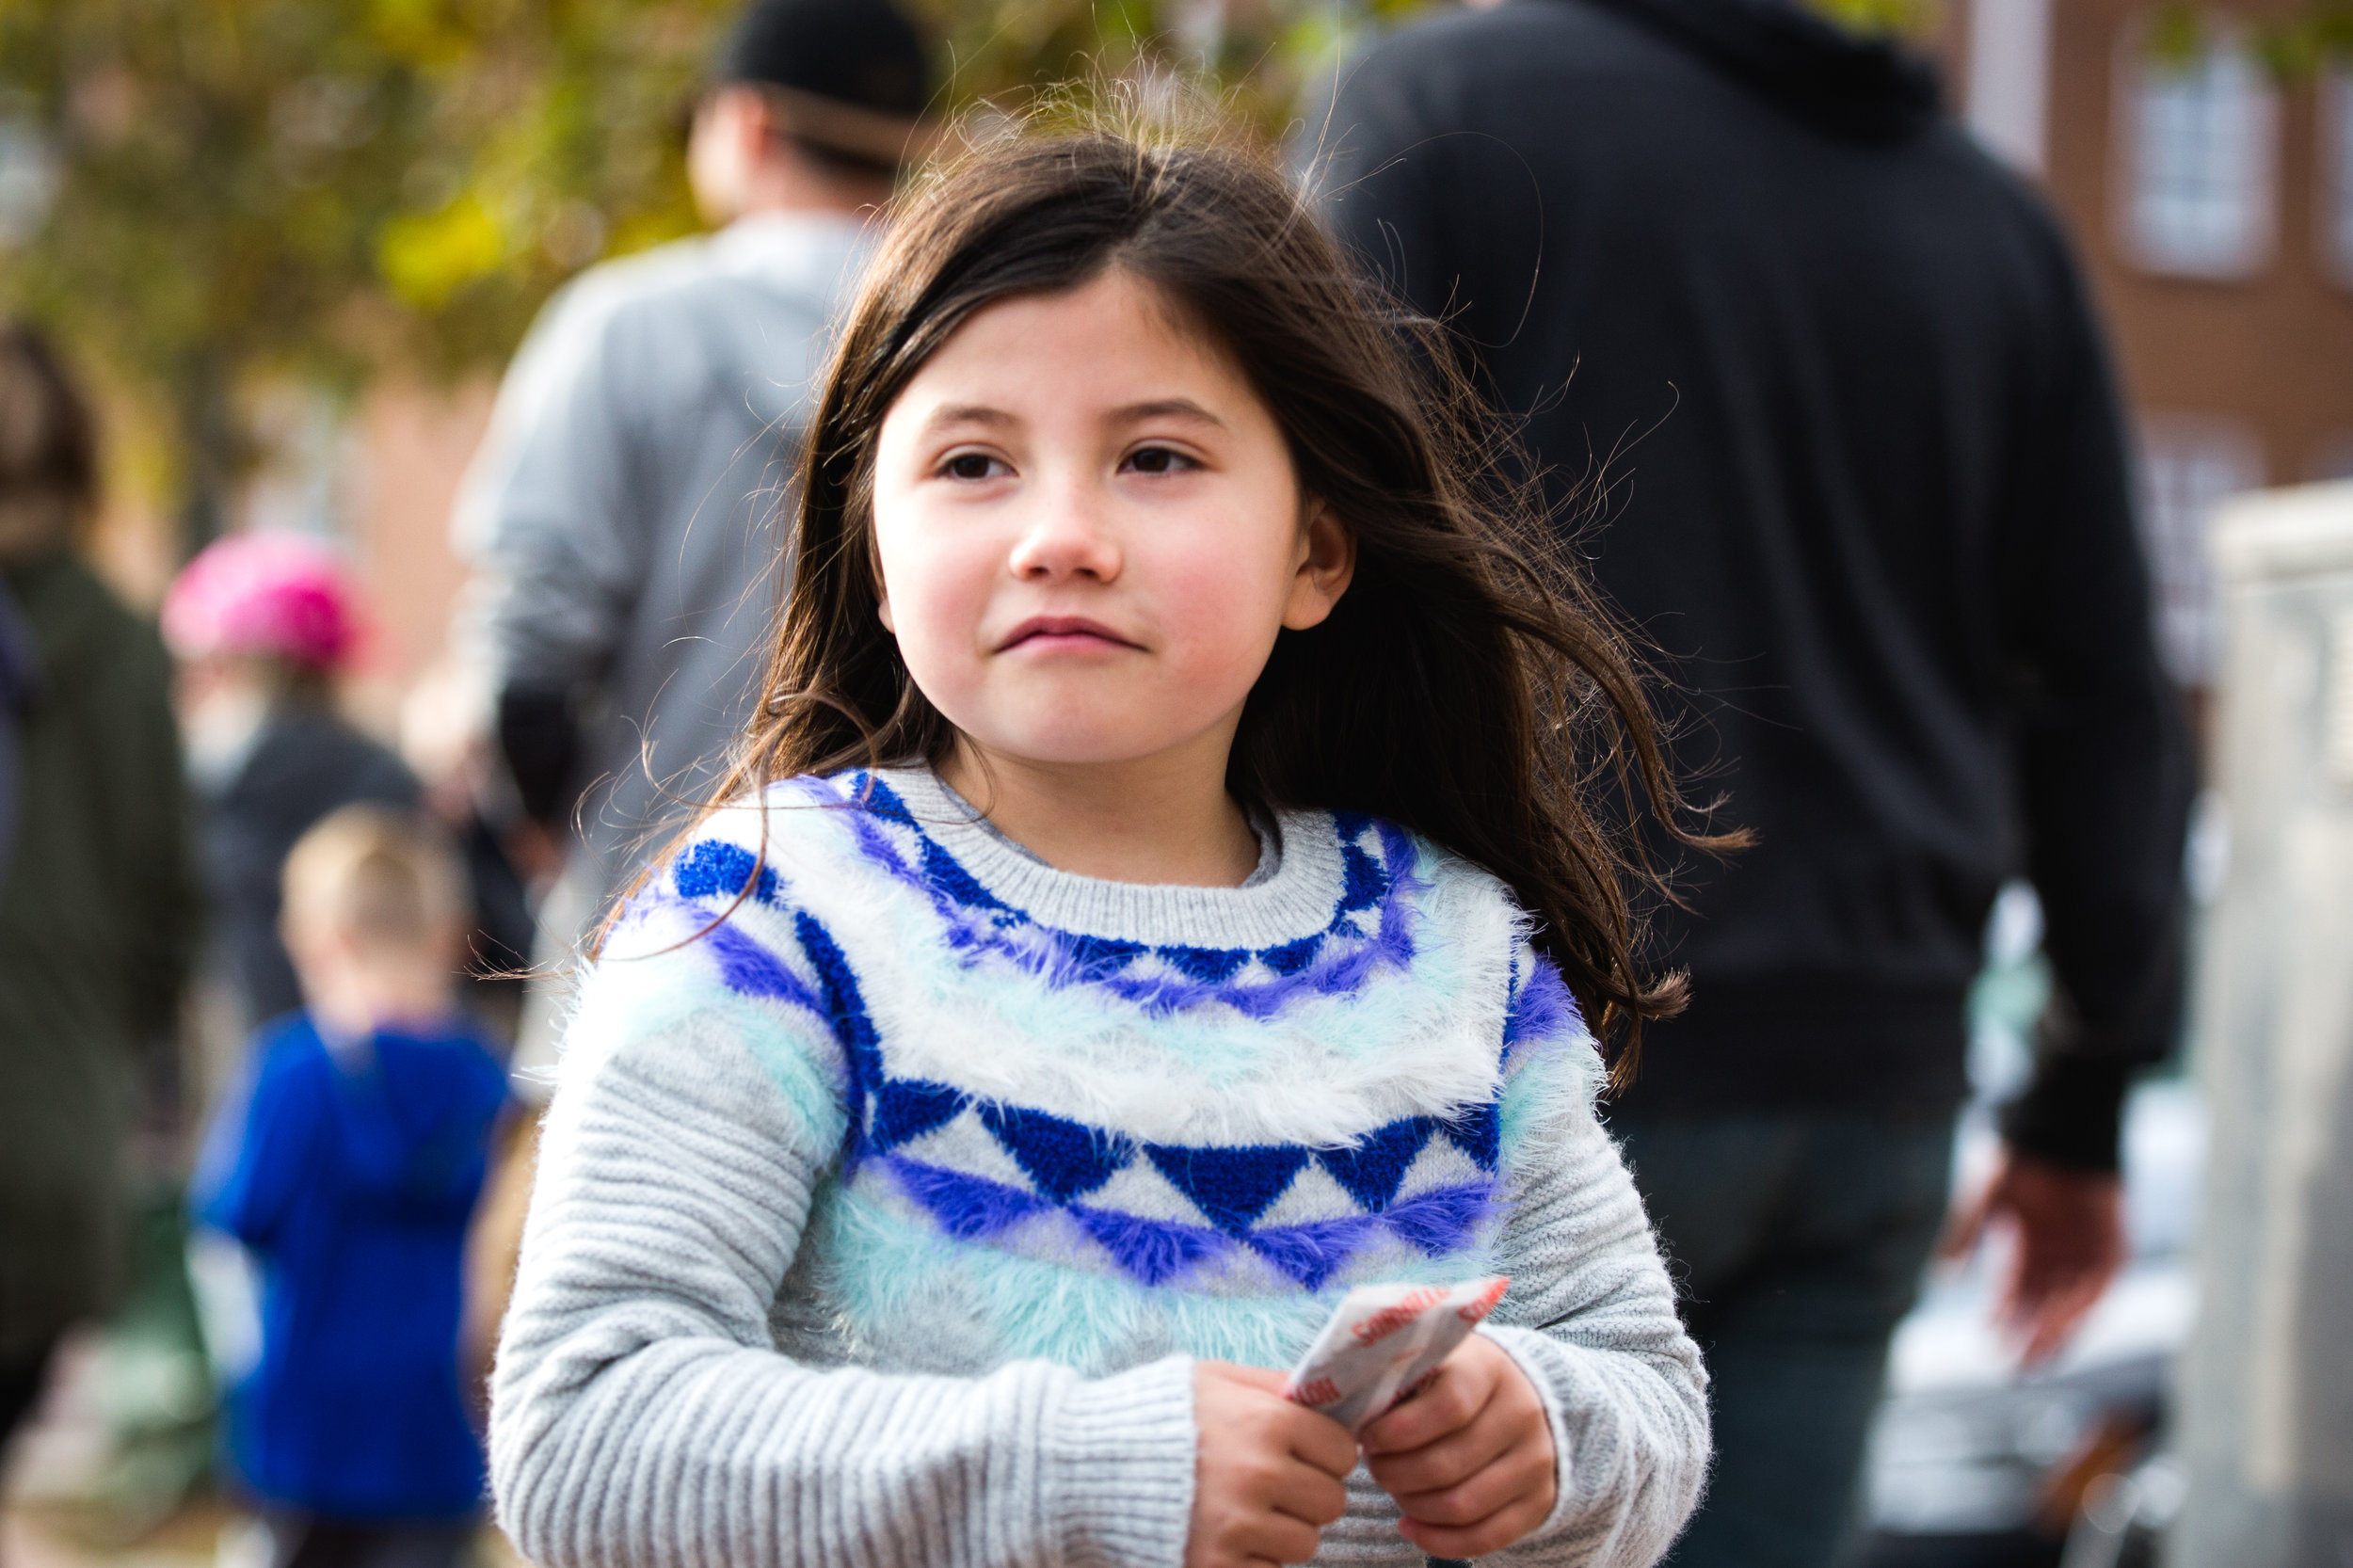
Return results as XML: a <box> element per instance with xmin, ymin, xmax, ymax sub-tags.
<box><xmin>196</xmin><ymin>804</ymin><xmax>509</xmax><ymax>1568</ymax></box>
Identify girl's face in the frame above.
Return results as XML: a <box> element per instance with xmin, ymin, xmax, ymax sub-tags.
<box><xmin>870</xmin><ymin>268</ymin><xmax>1353</xmax><ymax>774</ymax></box>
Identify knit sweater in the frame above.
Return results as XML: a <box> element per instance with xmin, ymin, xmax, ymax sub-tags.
<box><xmin>489</xmin><ymin>767</ymin><xmax>1707</xmax><ymax>1568</ymax></box>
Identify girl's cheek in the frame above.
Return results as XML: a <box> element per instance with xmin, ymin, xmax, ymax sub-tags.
<box><xmin>879</xmin><ymin>533</ymin><xmax>993</xmax><ymax>690</ymax></box>
<box><xmin>1158</xmin><ymin>523</ymin><xmax>1294</xmax><ymax>644</ymax></box>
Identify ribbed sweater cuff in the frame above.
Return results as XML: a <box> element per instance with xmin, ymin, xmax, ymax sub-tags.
<box><xmin>1047</xmin><ymin>1354</ymin><xmax>1197</xmax><ymax>1568</ymax></box>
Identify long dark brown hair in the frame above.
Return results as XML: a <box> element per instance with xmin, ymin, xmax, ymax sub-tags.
<box><xmin>698</xmin><ymin>104</ymin><xmax>1737</xmax><ymax>1080</ymax></box>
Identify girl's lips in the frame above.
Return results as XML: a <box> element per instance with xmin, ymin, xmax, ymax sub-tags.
<box><xmin>998</xmin><ymin>616</ymin><xmax>1140</xmax><ymax>652</ymax></box>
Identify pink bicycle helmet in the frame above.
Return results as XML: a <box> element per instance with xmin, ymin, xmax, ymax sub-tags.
<box><xmin>162</xmin><ymin>531</ymin><xmax>359</xmax><ymax>671</ymax></box>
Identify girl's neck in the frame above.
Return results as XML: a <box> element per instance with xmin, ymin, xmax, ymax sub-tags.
<box><xmin>935</xmin><ymin>735</ymin><xmax>1259</xmax><ymax>888</ymax></box>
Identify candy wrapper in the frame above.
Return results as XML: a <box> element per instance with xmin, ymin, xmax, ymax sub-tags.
<box><xmin>1281</xmin><ymin>1276</ymin><xmax>1510</xmax><ymax>1433</ymax></box>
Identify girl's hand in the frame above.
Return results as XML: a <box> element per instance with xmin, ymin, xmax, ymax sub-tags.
<box><xmin>1189</xmin><ymin>1362</ymin><xmax>1355</xmax><ymax>1568</ymax></box>
<box><xmin>1360</xmin><ymin>1335</ymin><xmax>1557</xmax><ymax>1558</ymax></box>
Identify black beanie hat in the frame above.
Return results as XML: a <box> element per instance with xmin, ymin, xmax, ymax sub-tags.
<box><xmin>711</xmin><ymin>0</ymin><xmax>932</xmax><ymax>121</ymax></box>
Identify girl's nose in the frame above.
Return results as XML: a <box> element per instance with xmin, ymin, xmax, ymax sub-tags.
<box><xmin>1006</xmin><ymin>482</ymin><xmax>1122</xmax><ymax>584</ymax></box>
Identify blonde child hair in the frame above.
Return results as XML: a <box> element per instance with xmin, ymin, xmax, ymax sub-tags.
<box><xmin>280</xmin><ymin>805</ymin><xmax>466</xmax><ymax>961</ymax></box>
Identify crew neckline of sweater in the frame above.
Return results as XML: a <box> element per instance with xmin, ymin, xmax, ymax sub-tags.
<box><xmin>864</xmin><ymin>766</ymin><xmax>1351</xmax><ymax>951</ymax></box>
<box><xmin>929</xmin><ymin>772</ymin><xmax>1284</xmax><ymax>891</ymax></box>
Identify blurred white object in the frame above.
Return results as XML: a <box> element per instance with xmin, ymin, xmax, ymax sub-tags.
<box><xmin>2058</xmin><ymin>1455</ymin><xmax>2183</xmax><ymax>1568</ymax></box>
<box><xmin>1865</xmin><ymin>866</ymin><xmax>2206</xmax><ymax>1550</ymax></box>
<box><xmin>2174</xmin><ymin>480</ymin><xmax>2353</xmax><ymax>1566</ymax></box>
<box><xmin>185</xmin><ymin>1227</ymin><xmax>264</xmax><ymax>1385</ymax></box>
<box><xmin>1865</xmin><ymin>1081</ymin><xmax>2201</xmax><ymax>1541</ymax></box>
<box><xmin>216</xmin><ymin>1512</ymin><xmax>274</xmax><ymax>1568</ymax></box>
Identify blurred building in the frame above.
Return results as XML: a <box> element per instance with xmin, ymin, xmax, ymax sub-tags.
<box><xmin>1952</xmin><ymin>0</ymin><xmax>2353</xmax><ymax>694</ymax></box>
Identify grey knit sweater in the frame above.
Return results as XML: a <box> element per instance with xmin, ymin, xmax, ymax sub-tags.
<box><xmin>490</xmin><ymin>769</ymin><xmax>1707</xmax><ymax>1568</ymax></box>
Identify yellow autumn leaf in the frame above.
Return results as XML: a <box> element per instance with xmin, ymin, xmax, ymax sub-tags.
<box><xmin>376</xmin><ymin>193</ymin><xmax>506</xmax><ymax>311</ymax></box>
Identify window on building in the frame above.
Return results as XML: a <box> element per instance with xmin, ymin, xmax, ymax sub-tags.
<box><xmin>2322</xmin><ymin>70</ymin><xmax>2353</xmax><ymax>285</ymax></box>
<box><xmin>2137</xmin><ymin>416</ymin><xmax>2265</xmax><ymax>687</ymax></box>
<box><xmin>2117</xmin><ymin>28</ymin><xmax>2277</xmax><ymax>279</ymax></box>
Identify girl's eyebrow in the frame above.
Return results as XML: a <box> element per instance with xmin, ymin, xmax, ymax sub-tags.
<box><xmin>1113</xmin><ymin>398</ymin><xmax>1225</xmax><ymax>428</ymax></box>
<box><xmin>922</xmin><ymin>404</ymin><xmax>1017</xmax><ymax>432</ymax></box>
<box><xmin>920</xmin><ymin>398</ymin><xmax>1225</xmax><ymax>434</ymax></box>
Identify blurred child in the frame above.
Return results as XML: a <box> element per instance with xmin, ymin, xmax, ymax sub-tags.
<box><xmin>165</xmin><ymin>534</ymin><xmax>420</xmax><ymax>1032</ymax></box>
<box><xmin>195</xmin><ymin>806</ymin><xmax>509</xmax><ymax>1568</ymax></box>
<box><xmin>489</xmin><ymin>113</ymin><xmax>1721</xmax><ymax>1568</ymax></box>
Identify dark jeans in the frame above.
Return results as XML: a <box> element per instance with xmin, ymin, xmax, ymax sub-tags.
<box><xmin>262</xmin><ymin>1512</ymin><xmax>477</xmax><ymax>1568</ymax></box>
<box><xmin>1615</xmin><ymin>1109</ymin><xmax>1957</xmax><ymax>1568</ymax></box>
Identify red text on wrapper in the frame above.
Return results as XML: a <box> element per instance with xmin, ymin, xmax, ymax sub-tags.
<box><xmin>1351</xmin><ymin>1286</ymin><xmax>1452</xmax><ymax>1347</ymax></box>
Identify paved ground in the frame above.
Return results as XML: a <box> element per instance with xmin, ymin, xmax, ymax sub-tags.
<box><xmin>1</xmin><ymin>1339</ymin><xmax>521</xmax><ymax>1568</ymax></box>
<box><xmin>0</xmin><ymin>1499</ymin><xmax>220</xmax><ymax>1568</ymax></box>
<box><xmin>1</xmin><ymin>1503</ymin><xmax>525</xmax><ymax>1568</ymax></box>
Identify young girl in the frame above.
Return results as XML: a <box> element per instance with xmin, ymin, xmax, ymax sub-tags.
<box><xmin>490</xmin><ymin>114</ymin><xmax>1714</xmax><ymax>1568</ymax></box>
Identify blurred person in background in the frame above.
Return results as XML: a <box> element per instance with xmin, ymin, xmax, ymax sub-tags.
<box><xmin>193</xmin><ymin>805</ymin><xmax>509</xmax><ymax>1568</ymax></box>
<box><xmin>166</xmin><ymin>533</ymin><xmax>421</xmax><ymax>1034</ymax></box>
<box><xmin>456</xmin><ymin>0</ymin><xmax>931</xmax><ymax>962</ymax></box>
<box><xmin>450</xmin><ymin>0</ymin><xmax>932</xmax><ymax>1372</ymax></box>
<box><xmin>0</xmin><ymin>323</ymin><xmax>200</xmax><ymax>1461</ymax></box>
<box><xmin>166</xmin><ymin>536</ymin><xmax>533</xmax><ymax>1054</ymax></box>
<box><xmin>1321</xmin><ymin>1</ymin><xmax>2194</xmax><ymax>1562</ymax></box>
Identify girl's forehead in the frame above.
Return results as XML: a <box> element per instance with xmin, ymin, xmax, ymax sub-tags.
<box><xmin>888</xmin><ymin>269</ymin><xmax>1256</xmax><ymax>421</ymax></box>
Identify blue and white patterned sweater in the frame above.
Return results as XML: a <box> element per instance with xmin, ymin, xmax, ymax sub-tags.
<box><xmin>490</xmin><ymin>767</ymin><xmax>1707</xmax><ymax>1568</ymax></box>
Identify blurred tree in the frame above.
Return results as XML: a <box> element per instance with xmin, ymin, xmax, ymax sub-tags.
<box><xmin>0</xmin><ymin>0</ymin><xmax>1387</xmax><ymax>554</ymax></box>
<box><xmin>1803</xmin><ymin>0</ymin><xmax>1937</xmax><ymax>36</ymax></box>
<box><xmin>2140</xmin><ymin>0</ymin><xmax>2353</xmax><ymax>77</ymax></box>
<box><xmin>0</xmin><ymin>0</ymin><xmax>1379</xmax><ymax>551</ymax></box>
<box><xmin>0</xmin><ymin>0</ymin><xmax>728</xmax><ymax>549</ymax></box>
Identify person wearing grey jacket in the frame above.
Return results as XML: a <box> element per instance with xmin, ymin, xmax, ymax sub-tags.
<box><xmin>451</xmin><ymin>0</ymin><xmax>935</xmax><ymax>1378</ymax></box>
<box><xmin>455</xmin><ymin>0</ymin><xmax>934</xmax><ymax>953</ymax></box>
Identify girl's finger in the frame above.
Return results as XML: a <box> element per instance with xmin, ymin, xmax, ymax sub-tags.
<box><xmin>1270</xmin><ymin>1464</ymin><xmax>1350</xmax><ymax>1528</ymax></box>
<box><xmin>1242</xmin><ymin>1513</ymin><xmax>1324</xmax><ymax>1564</ymax></box>
<box><xmin>1365</xmin><ymin>1407</ymin><xmax>1515</xmax><ymax>1496</ymax></box>
<box><xmin>1387</xmin><ymin>1444</ymin><xmax>1541</xmax><ymax>1528</ymax></box>
<box><xmin>1283</xmin><ymin>1406</ymin><xmax>1360</xmax><ymax>1480</ymax></box>
<box><xmin>1397</xmin><ymin>1494</ymin><xmax>1552</xmax><ymax>1559</ymax></box>
<box><xmin>1214</xmin><ymin>1513</ymin><xmax>1314</xmax><ymax>1567</ymax></box>
<box><xmin>1360</xmin><ymin>1358</ymin><xmax>1492</xmax><ymax>1454</ymax></box>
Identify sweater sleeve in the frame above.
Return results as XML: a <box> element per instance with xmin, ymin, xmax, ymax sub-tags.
<box><xmin>191</xmin><ymin>1039</ymin><xmax>316</xmax><ymax>1252</ymax></box>
<box><xmin>1482</xmin><ymin>958</ymin><xmax>1708</xmax><ymax>1567</ymax></box>
<box><xmin>486</xmin><ymin>941</ymin><xmax>1199</xmax><ymax>1568</ymax></box>
<box><xmin>1997</xmin><ymin>215</ymin><xmax>2196</xmax><ymax>1172</ymax></box>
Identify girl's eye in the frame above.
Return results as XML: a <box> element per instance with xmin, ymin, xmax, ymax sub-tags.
<box><xmin>1122</xmin><ymin>445</ymin><xmax>1197</xmax><ymax>475</ymax></box>
<box><xmin>942</xmin><ymin>453</ymin><xmax>1005</xmax><ymax>481</ymax></box>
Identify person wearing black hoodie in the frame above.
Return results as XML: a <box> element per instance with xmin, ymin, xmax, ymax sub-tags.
<box><xmin>1321</xmin><ymin>2</ymin><xmax>2193</xmax><ymax>1562</ymax></box>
